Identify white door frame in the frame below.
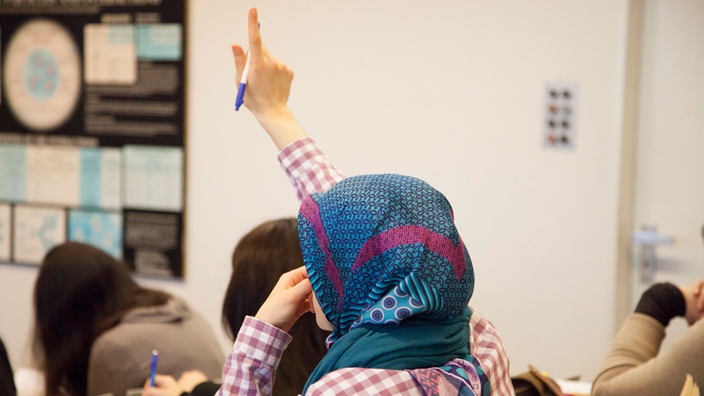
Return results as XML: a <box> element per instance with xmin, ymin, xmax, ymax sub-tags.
<box><xmin>614</xmin><ymin>0</ymin><xmax>645</xmax><ymax>333</ymax></box>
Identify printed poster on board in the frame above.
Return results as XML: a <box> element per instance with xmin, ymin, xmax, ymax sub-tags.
<box><xmin>0</xmin><ymin>0</ymin><xmax>187</xmax><ymax>279</ymax></box>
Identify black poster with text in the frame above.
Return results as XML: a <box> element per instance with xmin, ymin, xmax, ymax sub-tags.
<box><xmin>0</xmin><ymin>0</ymin><xmax>187</xmax><ymax>279</ymax></box>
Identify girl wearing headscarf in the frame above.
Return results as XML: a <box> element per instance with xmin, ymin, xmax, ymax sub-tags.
<box><xmin>217</xmin><ymin>9</ymin><xmax>513</xmax><ymax>396</ymax></box>
<box><xmin>221</xmin><ymin>175</ymin><xmax>486</xmax><ymax>396</ymax></box>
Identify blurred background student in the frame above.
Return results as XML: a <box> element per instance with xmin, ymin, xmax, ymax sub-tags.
<box><xmin>143</xmin><ymin>218</ymin><xmax>328</xmax><ymax>396</ymax></box>
<box><xmin>33</xmin><ymin>242</ymin><xmax>224</xmax><ymax>396</ymax></box>
<box><xmin>592</xmin><ymin>226</ymin><xmax>704</xmax><ymax>396</ymax></box>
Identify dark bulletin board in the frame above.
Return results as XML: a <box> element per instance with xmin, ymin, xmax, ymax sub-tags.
<box><xmin>0</xmin><ymin>0</ymin><xmax>187</xmax><ymax>278</ymax></box>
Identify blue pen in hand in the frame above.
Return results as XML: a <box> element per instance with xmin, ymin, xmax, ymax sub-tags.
<box><xmin>235</xmin><ymin>51</ymin><xmax>251</xmax><ymax>111</ymax></box>
<box><xmin>149</xmin><ymin>350</ymin><xmax>159</xmax><ymax>387</ymax></box>
<box><xmin>235</xmin><ymin>23</ymin><xmax>259</xmax><ymax>111</ymax></box>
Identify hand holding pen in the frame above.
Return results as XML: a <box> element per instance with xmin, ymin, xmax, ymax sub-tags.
<box><xmin>142</xmin><ymin>350</ymin><xmax>168</xmax><ymax>396</ymax></box>
<box><xmin>231</xmin><ymin>8</ymin><xmax>307</xmax><ymax>150</ymax></box>
<box><xmin>232</xmin><ymin>9</ymin><xmax>294</xmax><ymax>119</ymax></box>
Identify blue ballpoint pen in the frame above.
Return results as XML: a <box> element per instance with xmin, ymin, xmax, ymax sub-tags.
<box><xmin>149</xmin><ymin>350</ymin><xmax>159</xmax><ymax>387</ymax></box>
<box><xmin>235</xmin><ymin>23</ymin><xmax>259</xmax><ymax>111</ymax></box>
<box><xmin>234</xmin><ymin>51</ymin><xmax>251</xmax><ymax>111</ymax></box>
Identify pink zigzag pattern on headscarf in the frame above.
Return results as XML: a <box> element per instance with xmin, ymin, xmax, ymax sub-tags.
<box><xmin>350</xmin><ymin>225</ymin><xmax>466</xmax><ymax>280</ymax></box>
<box><xmin>299</xmin><ymin>197</ymin><xmax>344</xmax><ymax>301</ymax></box>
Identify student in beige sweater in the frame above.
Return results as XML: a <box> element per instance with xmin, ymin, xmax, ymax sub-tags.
<box><xmin>33</xmin><ymin>243</ymin><xmax>224</xmax><ymax>396</ymax></box>
<box><xmin>593</xmin><ymin>279</ymin><xmax>704</xmax><ymax>395</ymax></box>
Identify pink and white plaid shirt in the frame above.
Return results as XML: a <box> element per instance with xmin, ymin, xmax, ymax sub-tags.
<box><xmin>218</xmin><ymin>137</ymin><xmax>514</xmax><ymax>396</ymax></box>
<box><xmin>276</xmin><ymin>137</ymin><xmax>346</xmax><ymax>203</ymax></box>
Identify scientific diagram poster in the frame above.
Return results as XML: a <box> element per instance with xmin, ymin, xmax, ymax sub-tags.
<box><xmin>0</xmin><ymin>0</ymin><xmax>186</xmax><ymax>279</ymax></box>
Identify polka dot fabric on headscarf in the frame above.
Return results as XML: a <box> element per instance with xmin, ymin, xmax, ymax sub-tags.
<box><xmin>298</xmin><ymin>174</ymin><xmax>474</xmax><ymax>347</ymax></box>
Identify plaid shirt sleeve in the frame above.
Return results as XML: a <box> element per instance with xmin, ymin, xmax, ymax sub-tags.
<box><xmin>277</xmin><ymin>137</ymin><xmax>346</xmax><ymax>202</ymax></box>
<box><xmin>468</xmin><ymin>306</ymin><xmax>515</xmax><ymax>396</ymax></box>
<box><xmin>217</xmin><ymin>317</ymin><xmax>292</xmax><ymax>396</ymax></box>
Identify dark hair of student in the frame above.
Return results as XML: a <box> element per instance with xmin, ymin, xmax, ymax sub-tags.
<box><xmin>0</xmin><ymin>337</ymin><xmax>16</xmax><ymax>396</ymax></box>
<box><xmin>33</xmin><ymin>242</ymin><xmax>170</xmax><ymax>396</ymax></box>
<box><xmin>222</xmin><ymin>218</ymin><xmax>328</xmax><ymax>396</ymax></box>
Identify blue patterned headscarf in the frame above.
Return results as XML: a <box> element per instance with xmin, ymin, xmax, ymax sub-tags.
<box><xmin>298</xmin><ymin>174</ymin><xmax>475</xmax><ymax>347</ymax></box>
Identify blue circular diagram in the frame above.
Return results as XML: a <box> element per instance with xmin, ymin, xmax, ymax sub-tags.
<box><xmin>25</xmin><ymin>49</ymin><xmax>60</xmax><ymax>101</ymax></box>
<box><xmin>3</xmin><ymin>19</ymin><xmax>81</xmax><ymax>131</ymax></box>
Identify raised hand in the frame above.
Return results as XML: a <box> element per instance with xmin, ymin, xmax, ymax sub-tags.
<box><xmin>231</xmin><ymin>8</ymin><xmax>307</xmax><ymax>150</ymax></box>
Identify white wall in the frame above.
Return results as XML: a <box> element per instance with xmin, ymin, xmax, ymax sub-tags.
<box><xmin>0</xmin><ymin>0</ymin><xmax>632</xmax><ymax>381</ymax></box>
<box><xmin>631</xmin><ymin>0</ymin><xmax>704</xmax><ymax>351</ymax></box>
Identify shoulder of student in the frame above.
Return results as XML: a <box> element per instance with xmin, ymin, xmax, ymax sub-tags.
<box><xmin>89</xmin><ymin>298</ymin><xmax>225</xmax><ymax>395</ymax></box>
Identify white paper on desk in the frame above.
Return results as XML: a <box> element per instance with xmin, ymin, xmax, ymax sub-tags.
<box><xmin>14</xmin><ymin>368</ymin><xmax>45</xmax><ymax>396</ymax></box>
<box><xmin>555</xmin><ymin>379</ymin><xmax>593</xmax><ymax>395</ymax></box>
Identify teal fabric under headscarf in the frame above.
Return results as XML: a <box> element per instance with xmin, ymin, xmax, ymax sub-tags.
<box><xmin>303</xmin><ymin>307</ymin><xmax>473</xmax><ymax>394</ymax></box>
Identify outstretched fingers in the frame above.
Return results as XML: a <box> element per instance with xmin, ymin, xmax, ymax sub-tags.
<box><xmin>248</xmin><ymin>8</ymin><xmax>262</xmax><ymax>59</ymax></box>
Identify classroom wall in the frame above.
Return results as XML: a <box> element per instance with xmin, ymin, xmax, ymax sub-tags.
<box><xmin>0</xmin><ymin>0</ymin><xmax>632</xmax><ymax>381</ymax></box>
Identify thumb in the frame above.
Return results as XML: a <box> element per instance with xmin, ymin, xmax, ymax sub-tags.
<box><xmin>231</xmin><ymin>45</ymin><xmax>246</xmax><ymax>85</ymax></box>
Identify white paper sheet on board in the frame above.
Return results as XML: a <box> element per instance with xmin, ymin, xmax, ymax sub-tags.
<box><xmin>69</xmin><ymin>210</ymin><xmax>122</xmax><ymax>259</ymax></box>
<box><xmin>124</xmin><ymin>146</ymin><xmax>183</xmax><ymax>211</ymax></box>
<box><xmin>100</xmin><ymin>149</ymin><xmax>121</xmax><ymax>209</ymax></box>
<box><xmin>13</xmin><ymin>206</ymin><xmax>66</xmax><ymax>265</ymax></box>
<box><xmin>84</xmin><ymin>24</ymin><xmax>137</xmax><ymax>85</ymax></box>
<box><xmin>0</xmin><ymin>204</ymin><xmax>10</xmax><ymax>262</ymax></box>
<box><xmin>26</xmin><ymin>146</ymin><xmax>81</xmax><ymax>207</ymax></box>
<box><xmin>79</xmin><ymin>148</ymin><xmax>121</xmax><ymax>209</ymax></box>
<box><xmin>0</xmin><ymin>145</ymin><xmax>27</xmax><ymax>202</ymax></box>
<box><xmin>136</xmin><ymin>24</ymin><xmax>183</xmax><ymax>61</ymax></box>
